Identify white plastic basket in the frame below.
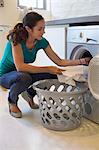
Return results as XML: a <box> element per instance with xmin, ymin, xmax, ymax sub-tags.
<box><xmin>33</xmin><ymin>79</ymin><xmax>88</xmax><ymax>131</ymax></box>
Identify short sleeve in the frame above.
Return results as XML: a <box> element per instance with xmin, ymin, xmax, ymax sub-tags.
<box><xmin>38</xmin><ymin>37</ymin><xmax>49</xmax><ymax>49</ymax></box>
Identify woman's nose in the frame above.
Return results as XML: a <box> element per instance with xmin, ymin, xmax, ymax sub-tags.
<box><xmin>41</xmin><ymin>30</ymin><xmax>45</xmax><ymax>35</ymax></box>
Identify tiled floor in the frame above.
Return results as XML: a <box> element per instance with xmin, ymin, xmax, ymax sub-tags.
<box><xmin>0</xmin><ymin>89</ymin><xmax>99</xmax><ymax>150</ymax></box>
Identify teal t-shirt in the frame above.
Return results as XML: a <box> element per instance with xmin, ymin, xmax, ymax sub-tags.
<box><xmin>0</xmin><ymin>37</ymin><xmax>49</xmax><ymax>76</ymax></box>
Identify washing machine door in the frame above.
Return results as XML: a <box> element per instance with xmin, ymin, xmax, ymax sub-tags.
<box><xmin>70</xmin><ymin>45</ymin><xmax>92</xmax><ymax>59</ymax></box>
<box><xmin>70</xmin><ymin>45</ymin><xmax>99</xmax><ymax>124</ymax></box>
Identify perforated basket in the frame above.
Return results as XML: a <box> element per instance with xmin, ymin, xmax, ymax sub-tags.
<box><xmin>33</xmin><ymin>79</ymin><xmax>88</xmax><ymax>131</ymax></box>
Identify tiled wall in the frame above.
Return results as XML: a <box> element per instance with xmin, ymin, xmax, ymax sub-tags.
<box><xmin>50</xmin><ymin>0</ymin><xmax>99</xmax><ymax>19</ymax></box>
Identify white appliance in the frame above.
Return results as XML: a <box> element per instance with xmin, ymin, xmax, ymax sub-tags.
<box><xmin>88</xmin><ymin>55</ymin><xmax>99</xmax><ymax>100</ymax></box>
<box><xmin>67</xmin><ymin>26</ymin><xmax>99</xmax><ymax>124</ymax></box>
<box><xmin>33</xmin><ymin>25</ymin><xmax>67</xmax><ymax>66</ymax></box>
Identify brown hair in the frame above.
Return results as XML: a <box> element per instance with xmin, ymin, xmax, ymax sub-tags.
<box><xmin>7</xmin><ymin>12</ymin><xmax>44</xmax><ymax>46</ymax></box>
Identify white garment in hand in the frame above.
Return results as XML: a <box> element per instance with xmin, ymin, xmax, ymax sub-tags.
<box><xmin>57</xmin><ymin>65</ymin><xmax>88</xmax><ymax>86</ymax></box>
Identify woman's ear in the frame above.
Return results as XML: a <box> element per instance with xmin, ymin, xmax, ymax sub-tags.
<box><xmin>25</xmin><ymin>26</ymin><xmax>32</xmax><ymax>33</ymax></box>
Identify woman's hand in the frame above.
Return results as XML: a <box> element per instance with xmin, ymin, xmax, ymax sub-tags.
<box><xmin>48</xmin><ymin>66</ymin><xmax>65</xmax><ymax>75</ymax></box>
<box><xmin>80</xmin><ymin>57</ymin><xmax>92</xmax><ymax>65</ymax></box>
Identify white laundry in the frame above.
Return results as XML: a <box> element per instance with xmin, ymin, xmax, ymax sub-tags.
<box><xmin>57</xmin><ymin>65</ymin><xmax>89</xmax><ymax>86</ymax></box>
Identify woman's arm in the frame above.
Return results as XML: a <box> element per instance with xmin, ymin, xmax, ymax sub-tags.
<box><xmin>59</xmin><ymin>58</ymin><xmax>91</xmax><ymax>66</ymax></box>
<box><xmin>12</xmin><ymin>44</ymin><xmax>64</xmax><ymax>74</ymax></box>
<box><xmin>44</xmin><ymin>45</ymin><xmax>91</xmax><ymax>67</ymax></box>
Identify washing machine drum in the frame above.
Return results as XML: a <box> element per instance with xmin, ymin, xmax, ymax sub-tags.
<box><xmin>88</xmin><ymin>55</ymin><xmax>99</xmax><ymax>100</ymax></box>
<box><xmin>70</xmin><ymin>45</ymin><xmax>92</xmax><ymax>60</ymax></box>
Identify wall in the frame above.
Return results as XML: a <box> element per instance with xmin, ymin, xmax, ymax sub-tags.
<box><xmin>0</xmin><ymin>0</ymin><xmax>99</xmax><ymax>26</ymax></box>
<box><xmin>0</xmin><ymin>0</ymin><xmax>19</xmax><ymax>26</ymax></box>
<box><xmin>0</xmin><ymin>0</ymin><xmax>51</xmax><ymax>59</ymax></box>
<box><xmin>0</xmin><ymin>0</ymin><xmax>51</xmax><ymax>26</ymax></box>
<box><xmin>50</xmin><ymin>0</ymin><xmax>99</xmax><ymax>19</ymax></box>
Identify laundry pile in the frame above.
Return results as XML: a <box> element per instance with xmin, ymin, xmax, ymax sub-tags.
<box><xmin>57</xmin><ymin>65</ymin><xmax>89</xmax><ymax>86</ymax></box>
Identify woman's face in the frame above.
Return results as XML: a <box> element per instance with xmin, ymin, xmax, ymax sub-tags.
<box><xmin>31</xmin><ymin>19</ymin><xmax>45</xmax><ymax>40</ymax></box>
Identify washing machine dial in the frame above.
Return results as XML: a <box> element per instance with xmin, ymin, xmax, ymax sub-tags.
<box><xmin>79</xmin><ymin>32</ymin><xmax>83</xmax><ymax>38</ymax></box>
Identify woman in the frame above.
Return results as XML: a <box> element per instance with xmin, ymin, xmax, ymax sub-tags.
<box><xmin>0</xmin><ymin>12</ymin><xmax>90</xmax><ymax>118</ymax></box>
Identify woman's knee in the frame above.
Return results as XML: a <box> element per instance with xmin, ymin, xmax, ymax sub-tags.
<box><xmin>0</xmin><ymin>76</ymin><xmax>9</xmax><ymax>89</ymax></box>
<box><xmin>0</xmin><ymin>71</ymin><xmax>32</xmax><ymax>89</ymax></box>
<box><xmin>9</xmin><ymin>73</ymin><xmax>33</xmax><ymax>102</ymax></box>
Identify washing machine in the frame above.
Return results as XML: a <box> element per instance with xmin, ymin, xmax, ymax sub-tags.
<box><xmin>67</xmin><ymin>25</ymin><xmax>99</xmax><ymax>124</ymax></box>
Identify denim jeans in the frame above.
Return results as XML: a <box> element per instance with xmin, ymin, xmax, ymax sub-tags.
<box><xmin>0</xmin><ymin>71</ymin><xmax>57</xmax><ymax>104</ymax></box>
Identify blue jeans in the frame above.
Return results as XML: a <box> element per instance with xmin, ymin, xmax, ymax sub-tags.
<box><xmin>0</xmin><ymin>71</ymin><xmax>57</xmax><ymax>104</ymax></box>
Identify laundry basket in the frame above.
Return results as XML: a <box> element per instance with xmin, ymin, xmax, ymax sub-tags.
<box><xmin>33</xmin><ymin>79</ymin><xmax>88</xmax><ymax>131</ymax></box>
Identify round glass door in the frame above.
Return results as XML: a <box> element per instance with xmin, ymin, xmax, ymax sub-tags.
<box><xmin>70</xmin><ymin>45</ymin><xmax>92</xmax><ymax>60</ymax></box>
